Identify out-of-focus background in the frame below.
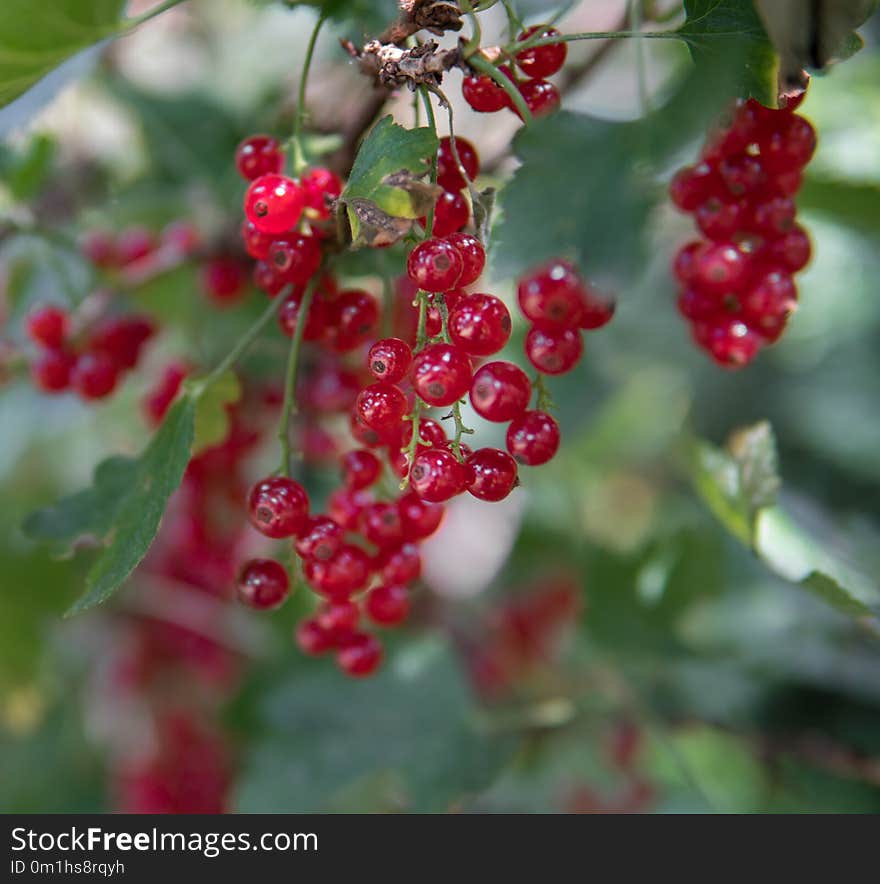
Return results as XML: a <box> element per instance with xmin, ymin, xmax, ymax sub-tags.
<box><xmin>2</xmin><ymin>0</ymin><xmax>880</xmax><ymax>813</ymax></box>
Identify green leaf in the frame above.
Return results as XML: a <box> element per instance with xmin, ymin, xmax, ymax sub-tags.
<box><xmin>340</xmin><ymin>115</ymin><xmax>439</xmax><ymax>248</ymax></box>
<box><xmin>679</xmin><ymin>0</ymin><xmax>777</xmax><ymax>105</ymax></box>
<box><xmin>236</xmin><ymin>641</ymin><xmax>514</xmax><ymax>812</ymax></box>
<box><xmin>188</xmin><ymin>370</ymin><xmax>242</xmax><ymax>455</ymax></box>
<box><xmin>798</xmin><ymin>175</ymin><xmax>880</xmax><ymax>235</ymax></box>
<box><xmin>0</xmin><ymin>0</ymin><xmax>126</xmax><ymax>109</ymax></box>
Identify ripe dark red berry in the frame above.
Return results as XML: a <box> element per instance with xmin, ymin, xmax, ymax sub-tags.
<box><xmin>693</xmin><ymin>243</ymin><xmax>748</xmax><ymax>294</ymax></box>
<box><xmin>294</xmin><ymin>516</ymin><xmax>345</xmax><ymax>561</ymax></box>
<box><xmin>378</xmin><ymin>543</ymin><xmax>422</xmax><ymax>585</ymax></box>
<box><xmin>316</xmin><ymin>600</ymin><xmax>360</xmax><ymax>638</ymax></box>
<box><xmin>506</xmin><ymin>410</ymin><xmax>560</xmax><ymax>466</ymax></box>
<box><xmin>445</xmin><ymin>232</ymin><xmax>486</xmax><ymax>286</ymax></box>
<box><xmin>398</xmin><ymin>492</ymin><xmax>445</xmax><ymax>541</ymax></box>
<box><xmin>409</xmin><ymin>448</ymin><xmax>470</xmax><ymax>503</ymax></box>
<box><xmin>277</xmin><ymin>287</ymin><xmax>328</xmax><ymax>341</ymax></box>
<box><xmin>235</xmin><ymin>135</ymin><xmax>284</xmax><ymax>181</ymax></box>
<box><xmin>301</xmin><ymin>166</ymin><xmax>343</xmax><ymax>218</ymax></box>
<box><xmin>466</xmin><ymin>448</ymin><xmax>519</xmax><ymax>502</ymax></box>
<box><xmin>431</xmin><ymin>190</ymin><xmax>469</xmax><ymax>237</ymax></box>
<box><xmin>462</xmin><ymin>73</ymin><xmax>509</xmax><ymax>113</ymax></box>
<box><xmin>365</xmin><ymin>584</ymin><xmax>410</xmax><ymax>626</ymax></box>
<box><xmin>237</xmin><ymin>558</ymin><xmax>290</xmax><ymax>610</ymax></box>
<box><xmin>437</xmin><ymin>136</ymin><xmax>480</xmax><ymax>191</ymax></box>
<box><xmin>247</xmin><ymin>476</ymin><xmax>310</xmax><ymax>538</ymax></box>
<box><xmin>341</xmin><ymin>449</ymin><xmax>382</xmax><ymax>491</ymax></box>
<box><xmin>448</xmin><ymin>293</ymin><xmax>511</xmax><ymax>356</ymax></box>
<box><xmin>244</xmin><ymin>174</ymin><xmax>305</xmax><ymax>235</ymax></box>
<box><xmin>518</xmin><ymin>79</ymin><xmax>560</xmax><ymax>117</ymax></box>
<box><xmin>267</xmin><ymin>233</ymin><xmax>321</xmax><ymax>286</ymax></box>
<box><xmin>518</xmin><ymin>260</ymin><xmax>584</xmax><ymax>327</ymax></box>
<box><xmin>304</xmin><ymin>544</ymin><xmax>371</xmax><ymax>598</ymax></box>
<box><xmin>360</xmin><ymin>501</ymin><xmax>405</xmax><ymax>549</ymax></box>
<box><xmin>515</xmin><ymin>25</ymin><xmax>567</xmax><ymax>78</ymax></box>
<box><xmin>669</xmin><ymin>163</ymin><xmax>721</xmax><ymax>212</ymax></box>
<box><xmin>71</xmin><ymin>352</ymin><xmax>120</xmax><ymax>400</ymax></box>
<box><xmin>469</xmin><ymin>361</ymin><xmax>531</xmax><ymax>422</ymax></box>
<box><xmin>31</xmin><ymin>349</ymin><xmax>75</xmax><ymax>393</ymax></box>
<box><xmin>368</xmin><ymin>337</ymin><xmax>412</xmax><ymax>384</ymax></box>
<box><xmin>356</xmin><ymin>382</ymin><xmax>408</xmax><ymax>433</ymax></box>
<box><xmin>410</xmin><ymin>343</ymin><xmax>472</xmax><ymax>407</ymax></box>
<box><xmin>241</xmin><ymin>220</ymin><xmax>275</xmax><ymax>260</ymax></box>
<box><xmin>26</xmin><ymin>305</ymin><xmax>68</xmax><ymax>350</ymax></box>
<box><xmin>337</xmin><ymin>632</ymin><xmax>383</xmax><ymax>677</ymax></box>
<box><xmin>295</xmin><ymin>618</ymin><xmax>334</xmax><ymax>655</ymax></box>
<box><xmin>328</xmin><ymin>289</ymin><xmax>379</xmax><ymax>352</ymax></box>
<box><xmin>525</xmin><ymin>324</ymin><xmax>583</xmax><ymax>375</ymax></box>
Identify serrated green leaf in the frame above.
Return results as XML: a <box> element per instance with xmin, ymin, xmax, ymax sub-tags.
<box><xmin>679</xmin><ymin>0</ymin><xmax>777</xmax><ymax>105</ymax></box>
<box><xmin>66</xmin><ymin>396</ymin><xmax>195</xmax><ymax>615</ymax></box>
<box><xmin>0</xmin><ymin>0</ymin><xmax>127</xmax><ymax>109</ymax></box>
<box><xmin>188</xmin><ymin>370</ymin><xmax>242</xmax><ymax>454</ymax></box>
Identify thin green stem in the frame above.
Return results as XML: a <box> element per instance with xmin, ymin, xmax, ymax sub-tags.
<box><xmin>400</xmin><ymin>291</ymin><xmax>430</xmax><ymax>490</ymax></box>
<box><xmin>418</xmin><ymin>86</ymin><xmax>439</xmax><ymax>236</ymax></box>
<box><xmin>466</xmin><ymin>53</ymin><xmax>533</xmax><ymax>125</ymax></box>
<box><xmin>533</xmin><ymin>374</ymin><xmax>556</xmax><ymax>413</ymax></box>
<box><xmin>278</xmin><ymin>272</ymin><xmax>323</xmax><ymax>476</ymax></box>
<box><xmin>290</xmin><ymin>12</ymin><xmax>327</xmax><ymax>175</ymax></box>
<box><xmin>631</xmin><ymin>0</ymin><xmax>652</xmax><ymax>115</ymax></box>
<box><xmin>501</xmin><ymin>0</ymin><xmax>523</xmax><ymax>35</ymax></box>
<box><xmin>510</xmin><ymin>30</ymin><xmax>685</xmax><ymax>51</ymax></box>
<box><xmin>458</xmin><ymin>0</ymin><xmax>482</xmax><ymax>55</ymax></box>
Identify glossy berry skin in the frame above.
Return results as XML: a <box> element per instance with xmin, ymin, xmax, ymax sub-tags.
<box><xmin>295</xmin><ymin>618</ymin><xmax>334</xmax><ymax>655</ymax></box>
<box><xmin>235</xmin><ymin>135</ymin><xmax>284</xmax><ymax>181</ymax></box>
<box><xmin>26</xmin><ymin>305</ymin><xmax>69</xmax><ymax>350</ymax></box>
<box><xmin>240</xmin><ymin>220</ymin><xmax>275</xmax><ymax>261</ymax></box>
<box><xmin>518</xmin><ymin>79</ymin><xmax>560</xmax><ymax>117</ymax></box>
<box><xmin>294</xmin><ymin>516</ymin><xmax>345</xmax><ymax>561</ymax></box>
<box><xmin>693</xmin><ymin>243</ymin><xmax>748</xmax><ymax>294</ymax></box>
<box><xmin>579</xmin><ymin>292</ymin><xmax>616</xmax><ymax>330</ymax></box>
<box><xmin>356</xmin><ymin>382</ymin><xmax>408</xmax><ymax>433</ymax></box>
<box><xmin>316</xmin><ymin>600</ymin><xmax>360</xmax><ymax>638</ymax></box>
<box><xmin>696</xmin><ymin>317</ymin><xmax>761</xmax><ymax>368</ymax></box>
<box><xmin>71</xmin><ymin>352</ymin><xmax>120</xmax><ymax>400</ymax></box>
<box><xmin>410</xmin><ymin>343</ymin><xmax>472</xmax><ymax>407</ymax></box>
<box><xmin>462</xmin><ymin>73</ymin><xmax>510</xmax><ymax>113</ymax></box>
<box><xmin>518</xmin><ymin>260</ymin><xmax>584</xmax><ymax>327</ymax></box>
<box><xmin>750</xmin><ymin>196</ymin><xmax>796</xmax><ymax>237</ymax></box>
<box><xmin>410</xmin><ymin>448</ymin><xmax>470</xmax><ymax>503</ymax></box>
<box><xmin>244</xmin><ymin>174</ymin><xmax>305</xmax><ymax>235</ymax></box>
<box><xmin>278</xmin><ymin>288</ymin><xmax>328</xmax><ymax>341</ymax></box>
<box><xmin>525</xmin><ymin>324</ymin><xmax>583</xmax><ymax>375</ymax></box>
<box><xmin>469</xmin><ymin>361</ymin><xmax>531</xmax><ymax>422</ymax></box>
<box><xmin>366</xmin><ymin>584</ymin><xmax>410</xmax><ymax>626</ymax></box>
<box><xmin>448</xmin><ymin>293</ymin><xmax>511</xmax><ymax>356</ymax></box>
<box><xmin>237</xmin><ymin>558</ymin><xmax>289</xmax><ymax>609</ymax></box>
<box><xmin>673</xmin><ymin>241</ymin><xmax>703</xmax><ymax>285</ymax></box>
<box><xmin>398</xmin><ymin>492</ymin><xmax>445</xmax><ymax>541</ymax></box>
<box><xmin>337</xmin><ymin>633</ymin><xmax>383</xmax><ymax>677</ymax></box>
<box><xmin>445</xmin><ymin>232</ymin><xmax>486</xmax><ymax>286</ymax></box>
<box><xmin>695</xmin><ymin>197</ymin><xmax>743</xmax><ymax>241</ymax></box>
<box><xmin>200</xmin><ymin>256</ymin><xmax>247</xmax><ymax>304</ymax></box>
<box><xmin>301</xmin><ymin>167</ymin><xmax>343</xmax><ymax>218</ymax></box>
<box><xmin>267</xmin><ymin>233</ymin><xmax>321</xmax><ymax>286</ymax></box>
<box><xmin>328</xmin><ymin>289</ymin><xmax>379</xmax><ymax>352</ymax></box>
<box><xmin>368</xmin><ymin>337</ymin><xmax>412</xmax><ymax>384</ymax></box>
<box><xmin>253</xmin><ymin>260</ymin><xmax>287</xmax><ymax>297</ymax></box>
<box><xmin>247</xmin><ymin>476</ymin><xmax>310</xmax><ymax>539</ymax></box>
<box><xmin>515</xmin><ymin>25</ymin><xmax>567</xmax><ymax>78</ymax></box>
<box><xmin>669</xmin><ymin>163</ymin><xmax>721</xmax><ymax>212</ymax></box>
<box><xmin>506</xmin><ymin>410</ymin><xmax>560</xmax><ymax>466</ymax></box>
<box><xmin>379</xmin><ymin>543</ymin><xmax>422</xmax><ymax>585</ymax></box>
<box><xmin>328</xmin><ymin>487</ymin><xmax>374</xmax><ymax>530</ymax></box>
<box><xmin>767</xmin><ymin>224</ymin><xmax>811</xmax><ymax>273</ymax></box>
<box><xmin>341</xmin><ymin>449</ymin><xmax>382</xmax><ymax>491</ymax></box>
<box><xmin>31</xmin><ymin>349</ymin><xmax>75</xmax><ymax>393</ymax></box>
<box><xmin>431</xmin><ymin>190</ymin><xmax>469</xmax><ymax>237</ymax></box>
<box><xmin>304</xmin><ymin>544</ymin><xmax>371</xmax><ymax>599</ymax></box>
<box><xmin>467</xmin><ymin>448</ymin><xmax>519</xmax><ymax>502</ymax></box>
<box><xmin>437</xmin><ymin>136</ymin><xmax>480</xmax><ymax>191</ymax></box>
<box><xmin>360</xmin><ymin>501</ymin><xmax>405</xmax><ymax>549</ymax></box>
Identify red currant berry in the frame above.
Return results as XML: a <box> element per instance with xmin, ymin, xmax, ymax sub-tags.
<box><xmin>301</xmin><ymin>166</ymin><xmax>343</xmax><ymax>219</ymax></box>
<box><xmin>696</xmin><ymin>317</ymin><xmax>762</xmax><ymax>368</ymax></box>
<box><xmin>356</xmin><ymin>382</ymin><xmax>408</xmax><ymax>433</ymax></box>
<box><xmin>437</xmin><ymin>136</ymin><xmax>480</xmax><ymax>191</ymax></box>
<box><xmin>341</xmin><ymin>449</ymin><xmax>382</xmax><ymax>491</ymax></box>
<box><xmin>235</xmin><ymin>135</ymin><xmax>284</xmax><ymax>181</ymax></box>
<box><xmin>578</xmin><ymin>290</ymin><xmax>616</xmax><ymax>330</ymax></box>
<box><xmin>328</xmin><ymin>487</ymin><xmax>374</xmax><ymax>529</ymax></box>
<box><xmin>80</xmin><ymin>230</ymin><xmax>117</xmax><ymax>268</ymax></box>
<box><xmin>247</xmin><ymin>476</ymin><xmax>309</xmax><ymax>538</ymax></box>
<box><xmin>200</xmin><ymin>256</ymin><xmax>248</xmax><ymax>305</ymax></box>
<box><xmin>693</xmin><ymin>242</ymin><xmax>749</xmax><ymax>294</ymax></box>
<box><xmin>469</xmin><ymin>360</ymin><xmax>531</xmax><ymax>421</ymax></box>
<box><xmin>295</xmin><ymin>618</ymin><xmax>334</xmax><ymax>655</ymax></box>
<box><xmin>518</xmin><ymin>260</ymin><xmax>584</xmax><ymax>327</ymax></box>
<box><xmin>766</xmin><ymin>223</ymin><xmax>811</xmax><ymax>272</ymax></box>
<box><xmin>368</xmin><ymin>337</ymin><xmax>412</xmax><ymax>384</ymax></box>
<box><xmin>316</xmin><ymin>600</ymin><xmax>360</xmax><ymax>639</ymax></box>
<box><xmin>740</xmin><ymin>269</ymin><xmax>797</xmax><ymax>337</ymax></box>
<box><xmin>506</xmin><ymin>410</ymin><xmax>560</xmax><ymax>466</ymax></box>
<box><xmin>328</xmin><ymin>289</ymin><xmax>379</xmax><ymax>352</ymax></box>
<box><xmin>337</xmin><ymin>633</ymin><xmax>383</xmax><ymax>677</ymax></box>
<box><xmin>407</xmin><ymin>237</ymin><xmax>463</xmax><ymax>292</ymax></box>
<box><xmin>669</xmin><ymin>163</ymin><xmax>721</xmax><ymax>212</ymax></box>
<box><xmin>677</xmin><ymin>288</ymin><xmax>722</xmax><ymax>322</ymax></box>
<box><xmin>515</xmin><ymin>25</ymin><xmax>567</xmax><ymax>78</ymax></box>
<box><xmin>695</xmin><ymin>197</ymin><xmax>744</xmax><ymax>241</ymax></box>
<box><xmin>31</xmin><ymin>349</ymin><xmax>75</xmax><ymax>393</ymax></box>
<box><xmin>278</xmin><ymin>287</ymin><xmax>329</xmax><ymax>341</ymax></box>
<box><xmin>253</xmin><ymin>260</ymin><xmax>287</xmax><ymax>297</ymax></box>
<box><xmin>378</xmin><ymin>542</ymin><xmax>422</xmax><ymax>585</ymax></box>
<box><xmin>525</xmin><ymin>324</ymin><xmax>583</xmax><ymax>375</ymax></box>
<box><xmin>518</xmin><ymin>79</ymin><xmax>560</xmax><ymax>117</ymax></box>
<box><xmin>304</xmin><ymin>544</ymin><xmax>371</xmax><ymax>599</ymax></box>
<box><xmin>410</xmin><ymin>342</ymin><xmax>472</xmax><ymax>407</ymax></box>
<box><xmin>366</xmin><ymin>584</ymin><xmax>410</xmax><ymax>626</ymax></box>
<box><xmin>448</xmin><ymin>293</ymin><xmax>511</xmax><ymax>356</ymax></box>
<box><xmin>295</xmin><ymin>516</ymin><xmax>345</xmax><ymax>561</ymax></box>
<box><xmin>445</xmin><ymin>232</ymin><xmax>486</xmax><ymax>286</ymax></box>
<box><xmin>267</xmin><ymin>232</ymin><xmax>321</xmax><ymax>286</ymax></box>
<box><xmin>142</xmin><ymin>362</ymin><xmax>187</xmax><ymax>425</ymax></box>
<box><xmin>241</xmin><ymin>220</ymin><xmax>276</xmax><ymax>261</ymax></box>
<box><xmin>410</xmin><ymin>448</ymin><xmax>470</xmax><ymax>502</ymax></box>
<box><xmin>26</xmin><ymin>305</ymin><xmax>68</xmax><ymax>350</ymax></box>
<box><xmin>673</xmin><ymin>242</ymin><xmax>704</xmax><ymax>285</ymax></box>
<box><xmin>71</xmin><ymin>352</ymin><xmax>120</xmax><ymax>400</ymax></box>
<box><xmin>398</xmin><ymin>492</ymin><xmax>445</xmax><ymax>541</ymax></box>
<box><xmin>430</xmin><ymin>190</ymin><xmax>469</xmax><ymax>237</ymax></box>
<box><xmin>360</xmin><ymin>501</ymin><xmax>405</xmax><ymax>549</ymax></box>
<box><xmin>759</xmin><ymin>114</ymin><xmax>816</xmax><ymax>172</ymax></box>
<box><xmin>466</xmin><ymin>448</ymin><xmax>519</xmax><ymax>502</ymax></box>
<box><xmin>237</xmin><ymin>558</ymin><xmax>290</xmax><ymax>609</ymax></box>
<box><xmin>718</xmin><ymin>155</ymin><xmax>764</xmax><ymax>198</ymax></box>
<box><xmin>89</xmin><ymin>316</ymin><xmax>155</xmax><ymax>370</ymax></box>
<box><xmin>462</xmin><ymin>73</ymin><xmax>509</xmax><ymax>113</ymax></box>
<box><xmin>750</xmin><ymin>196</ymin><xmax>796</xmax><ymax>237</ymax></box>
<box><xmin>244</xmin><ymin>174</ymin><xmax>305</xmax><ymax>235</ymax></box>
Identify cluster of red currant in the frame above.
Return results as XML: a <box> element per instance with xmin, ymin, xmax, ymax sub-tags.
<box><xmin>462</xmin><ymin>25</ymin><xmax>565</xmax><ymax>118</ymax></box>
<box><xmin>670</xmin><ymin>95</ymin><xmax>815</xmax><ymax>367</ymax></box>
<box><xmin>27</xmin><ymin>304</ymin><xmax>154</xmax><ymax>400</ymax></box>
